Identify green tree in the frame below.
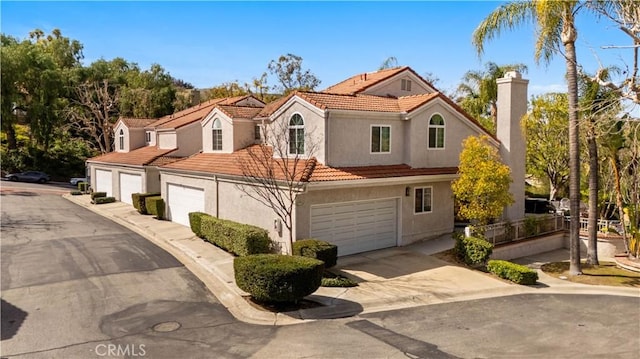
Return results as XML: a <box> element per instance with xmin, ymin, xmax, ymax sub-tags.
<box><xmin>204</xmin><ymin>81</ymin><xmax>248</xmax><ymax>100</ymax></box>
<box><xmin>120</xmin><ymin>63</ymin><xmax>176</xmax><ymax>118</ymax></box>
<box><xmin>452</xmin><ymin>135</ymin><xmax>514</xmax><ymax>226</ymax></box>
<box><xmin>455</xmin><ymin>62</ymin><xmax>528</xmax><ymax>134</ymax></box>
<box><xmin>473</xmin><ymin>0</ymin><xmax>583</xmax><ymax>275</ymax></box>
<box><xmin>267</xmin><ymin>53</ymin><xmax>320</xmax><ymax>94</ymax></box>
<box><xmin>522</xmin><ymin>93</ymin><xmax>570</xmax><ymax>201</ymax></box>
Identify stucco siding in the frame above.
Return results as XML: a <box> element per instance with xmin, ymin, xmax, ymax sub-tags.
<box><xmin>158</xmin><ymin>132</ymin><xmax>177</xmax><ymax>150</ymax></box>
<box><xmin>232</xmin><ymin>121</ymin><xmax>256</xmax><ymax>151</ymax></box>
<box><xmin>128</xmin><ymin>128</ymin><xmax>147</xmax><ymax>151</ymax></box>
<box><xmin>175</xmin><ymin>124</ymin><xmax>202</xmax><ymax>157</ymax></box>
<box><xmin>407</xmin><ymin>102</ymin><xmax>487</xmax><ymax>168</ymax></box>
<box><xmin>88</xmin><ymin>163</ymin><xmax>147</xmax><ymax>201</ymax></box>
<box><xmin>326</xmin><ymin>114</ymin><xmax>404</xmax><ymax>167</ymax></box>
<box><xmin>269</xmin><ymin>102</ymin><xmax>325</xmax><ymax>163</ymax></box>
<box><xmin>364</xmin><ymin>76</ymin><xmax>433</xmax><ymax>98</ymax></box>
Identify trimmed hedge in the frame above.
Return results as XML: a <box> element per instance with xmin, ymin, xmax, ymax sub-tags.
<box><xmin>487</xmin><ymin>260</ymin><xmax>538</xmax><ymax>285</ymax></box>
<box><xmin>145</xmin><ymin>196</ymin><xmax>165</xmax><ymax>219</ymax></box>
<box><xmin>70</xmin><ymin>190</ymin><xmax>83</xmax><ymax>196</ymax></box>
<box><xmin>94</xmin><ymin>196</ymin><xmax>116</xmax><ymax>204</ymax></box>
<box><xmin>454</xmin><ymin>235</ymin><xmax>493</xmax><ymax>266</ymax></box>
<box><xmin>292</xmin><ymin>239</ymin><xmax>338</xmax><ymax>268</ymax></box>
<box><xmin>189</xmin><ymin>212</ymin><xmax>209</xmax><ymax>238</ymax></box>
<box><xmin>200</xmin><ymin>215</ymin><xmax>270</xmax><ymax>256</ymax></box>
<box><xmin>234</xmin><ymin>254</ymin><xmax>324</xmax><ymax>302</ymax></box>
<box><xmin>78</xmin><ymin>182</ymin><xmax>89</xmax><ymax>192</ymax></box>
<box><xmin>132</xmin><ymin>192</ymin><xmax>160</xmax><ymax>214</ymax></box>
<box><xmin>91</xmin><ymin>192</ymin><xmax>107</xmax><ymax>200</ymax></box>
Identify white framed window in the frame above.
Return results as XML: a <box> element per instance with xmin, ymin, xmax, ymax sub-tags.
<box><xmin>371</xmin><ymin>125</ymin><xmax>391</xmax><ymax>153</ymax></box>
<box><xmin>414</xmin><ymin>187</ymin><xmax>432</xmax><ymax>213</ymax></box>
<box><xmin>428</xmin><ymin>114</ymin><xmax>445</xmax><ymax>149</ymax></box>
<box><xmin>254</xmin><ymin>125</ymin><xmax>261</xmax><ymax>141</ymax></box>
<box><xmin>145</xmin><ymin>131</ymin><xmax>151</xmax><ymax>143</ymax></box>
<box><xmin>401</xmin><ymin>79</ymin><xmax>412</xmax><ymax>91</ymax></box>
<box><xmin>118</xmin><ymin>129</ymin><xmax>124</xmax><ymax>150</ymax></box>
<box><xmin>212</xmin><ymin>119</ymin><xmax>222</xmax><ymax>151</ymax></box>
<box><xmin>288</xmin><ymin>114</ymin><xmax>305</xmax><ymax>155</ymax></box>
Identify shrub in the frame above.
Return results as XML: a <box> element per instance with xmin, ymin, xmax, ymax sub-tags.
<box><xmin>91</xmin><ymin>192</ymin><xmax>107</xmax><ymax>200</ymax></box>
<box><xmin>94</xmin><ymin>196</ymin><xmax>115</xmax><ymax>204</ymax></box>
<box><xmin>524</xmin><ymin>216</ymin><xmax>541</xmax><ymax>237</ymax></box>
<box><xmin>132</xmin><ymin>192</ymin><xmax>160</xmax><ymax>214</ymax></box>
<box><xmin>292</xmin><ymin>239</ymin><xmax>338</xmax><ymax>268</ymax></box>
<box><xmin>234</xmin><ymin>254</ymin><xmax>324</xmax><ymax>302</ymax></box>
<box><xmin>487</xmin><ymin>260</ymin><xmax>538</xmax><ymax>285</ymax></box>
<box><xmin>454</xmin><ymin>235</ymin><xmax>493</xmax><ymax>266</ymax></box>
<box><xmin>70</xmin><ymin>190</ymin><xmax>83</xmax><ymax>196</ymax></box>
<box><xmin>145</xmin><ymin>196</ymin><xmax>165</xmax><ymax>219</ymax></box>
<box><xmin>200</xmin><ymin>216</ymin><xmax>270</xmax><ymax>256</ymax></box>
<box><xmin>78</xmin><ymin>182</ymin><xmax>89</xmax><ymax>192</ymax></box>
<box><xmin>321</xmin><ymin>275</ymin><xmax>358</xmax><ymax>287</ymax></box>
<box><xmin>189</xmin><ymin>212</ymin><xmax>210</xmax><ymax>238</ymax></box>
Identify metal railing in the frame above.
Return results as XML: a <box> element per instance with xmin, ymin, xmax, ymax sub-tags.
<box><xmin>469</xmin><ymin>214</ymin><xmax>565</xmax><ymax>246</ymax></box>
<box><xmin>578</xmin><ymin>218</ymin><xmax>622</xmax><ymax>234</ymax></box>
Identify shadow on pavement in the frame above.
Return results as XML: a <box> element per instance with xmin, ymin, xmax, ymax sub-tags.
<box><xmin>1</xmin><ymin>298</ymin><xmax>28</xmax><ymax>340</ymax></box>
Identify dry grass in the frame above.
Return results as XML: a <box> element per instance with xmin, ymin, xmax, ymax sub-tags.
<box><xmin>541</xmin><ymin>261</ymin><xmax>640</xmax><ymax>287</ymax></box>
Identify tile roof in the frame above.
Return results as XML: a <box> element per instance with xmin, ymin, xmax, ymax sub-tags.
<box><xmin>322</xmin><ymin>67</ymin><xmax>410</xmax><ymax>94</ymax></box>
<box><xmin>217</xmin><ymin>105</ymin><xmax>263</xmax><ymax>119</ymax></box>
<box><xmin>162</xmin><ymin>145</ymin><xmax>458</xmax><ymax>183</ymax></box>
<box><xmin>88</xmin><ymin>146</ymin><xmax>177</xmax><ymax>166</ymax></box>
<box><xmin>120</xmin><ymin>118</ymin><xmax>156</xmax><ymax>128</ymax></box>
<box><xmin>153</xmin><ymin>95</ymin><xmax>255</xmax><ymax>130</ymax></box>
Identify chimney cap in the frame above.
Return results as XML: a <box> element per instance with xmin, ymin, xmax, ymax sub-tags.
<box><xmin>504</xmin><ymin>71</ymin><xmax>522</xmax><ymax>79</ymax></box>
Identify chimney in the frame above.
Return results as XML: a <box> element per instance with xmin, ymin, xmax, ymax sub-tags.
<box><xmin>496</xmin><ymin>71</ymin><xmax>528</xmax><ymax>221</ymax></box>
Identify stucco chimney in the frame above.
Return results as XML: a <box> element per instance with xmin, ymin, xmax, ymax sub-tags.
<box><xmin>496</xmin><ymin>71</ymin><xmax>528</xmax><ymax>221</ymax></box>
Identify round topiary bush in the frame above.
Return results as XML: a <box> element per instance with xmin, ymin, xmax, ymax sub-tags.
<box><xmin>234</xmin><ymin>254</ymin><xmax>324</xmax><ymax>303</ymax></box>
<box><xmin>292</xmin><ymin>239</ymin><xmax>338</xmax><ymax>268</ymax></box>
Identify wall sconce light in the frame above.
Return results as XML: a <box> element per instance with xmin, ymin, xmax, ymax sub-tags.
<box><xmin>405</xmin><ymin>187</ymin><xmax>411</xmax><ymax>197</ymax></box>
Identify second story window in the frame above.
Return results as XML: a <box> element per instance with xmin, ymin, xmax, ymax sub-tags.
<box><xmin>288</xmin><ymin>114</ymin><xmax>305</xmax><ymax>155</ymax></box>
<box><xmin>371</xmin><ymin>125</ymin><xmax>390</xmax><ymax>153</ymax></box>
<box><xmin>401</xmin><ymin>79</ymin><xmax>412</xmax><ymax>91</ymax></box>
<box><xmin>428</xmin><ymin>114</ymin><xmax>445</xmax><ymax>149</ymax></box>
<box><xmin>254</xmin><ymin>125</ymin><xmax>261</xmax><ymax>141</ymax></box>
<box><xmin>212</xmin><ymin>119</ymin><xmax>222</xmax><ymax>151</ymax></box>
<box><xmin>415</xmin><ymin>187</ymin><xmax>433</xmax><ymax>213</ymax></box>
<box><xmin>145</xmin><ymin>131</ymin><xmax>151</xmax><ymax>143</ymax></box>
<box><xmin>118</xmin><ymin>129</ymin><xmax>124</xmax><ymax>150</ymax></box>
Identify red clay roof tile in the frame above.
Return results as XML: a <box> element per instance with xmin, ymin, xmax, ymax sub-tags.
<box><xmin>88</xmin><ymin>146</ymin><xmax>177</xmax><ymax>166</ymax></box>
<box><xmin>322</xmin><ymin>67</ymin><xmax>410</xmax><ymax>94</ymax></box>
<box><xmin>120</xmin><ymin>118</ymin><xmax>156</xmax><ymax>128</ymax></box>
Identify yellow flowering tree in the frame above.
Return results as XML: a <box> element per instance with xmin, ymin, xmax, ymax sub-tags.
<box><xmin>452</xmin><ymin>135</ymin><xmax>514</xmax><ymax>226</ymax></box>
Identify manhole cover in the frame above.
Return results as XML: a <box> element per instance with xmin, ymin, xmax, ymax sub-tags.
<box><xmin>152</xmin><ymin>321</ymin><xmax>181</xmax><ymax>332</ymax></box>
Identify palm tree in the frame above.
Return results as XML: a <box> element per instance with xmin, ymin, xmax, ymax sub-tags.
<box><xmin>473</xmin><ymin>0</ymin><xmax>583</xmax><ymax>275</ymax></box>
<box><xmin>456</xmin><ymin>62</ymin><xmax>528</xmax><ymax>133</ymax></box>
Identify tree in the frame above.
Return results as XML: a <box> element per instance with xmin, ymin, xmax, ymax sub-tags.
<box><xmin>267</xmin><ymin>54</ymin><xmax>320</xmax><ymax>94</ymax></box>
<box><xmin>120</xmin><ymin>63</ymin><xmax>176</xmax><ymax>118</ymax></box>
<box><xmin>522</xmin><ymin>93</ymin><xmax>570</xmax><ymax>200</ymax></box>
<box><xmin>238</xmin><ymin>117</ymin><xmax>319</xmax><ymax>254</ymax></box>
<box><xmin>455</xmin><ymin>62</ymin><xmax>528</xmax><ymax>134</ymax></box>
<box><xmin>379</xmin><ymin>56</ymin><xmax>399</xmax><ymax>70</ymax></box>
<box><xmin>473</xmin><ymin>0</ymin><xmax>584</xmax><ymax>275</ymax></box>
<box><xmin>203</xmin><ymin>81</ymin><xmax>247</xmax><ymax>100</ymax></box>
<box><xmin>452</xmin><ymin>135</ymin><xmax>514</xmax><ymax>226</ymax></box>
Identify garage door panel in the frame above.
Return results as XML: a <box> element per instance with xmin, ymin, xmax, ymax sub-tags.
<box><xmin>167</xmin><ymin>184</ymin><xmax>205</xmax><ymax>227</ymax></box>
<box><xmin>95</xmin><ymin>170</ymin><xmax>112</xmax><ymax>196</ymax></box>
<box><xmin>310</xmin><ymin>198</ymin><xmax>397</xmax><ymax>256</ymax></box>
<box><xmin>119</xmin><ymin>173</ymin><xmax>142</xmax><ymax>205</ymax></box>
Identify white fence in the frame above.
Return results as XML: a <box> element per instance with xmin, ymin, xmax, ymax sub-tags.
<box><xmin>469</xmin><ymin>214</ymin><xmax>565</xmax><ymax>246</ymax></box>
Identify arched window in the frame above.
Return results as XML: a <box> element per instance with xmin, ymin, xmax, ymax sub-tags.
<box><xmin>118</xmin><ymin>129</ymin><xmax>125</xmax><ymax>150</ymax></box>
<box><xmin>212</xmin><ymin>119</ymin><xmax>222</xmax><ymax>151</ymax></box>
<box><xmin>428</xmin><ymin>114</ymin><xmax>445</xmax><ymax>149</ymax></box>
<box><xmin>288</xmin><ymin>114</ymin><xmax>305</xmax><ymax>155</ymax></box>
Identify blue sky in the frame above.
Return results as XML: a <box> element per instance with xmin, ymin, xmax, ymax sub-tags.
<box><xmin>1</xmin><ymin>1</ymin><xmax>633</xmax><ymax>97</ymax></box>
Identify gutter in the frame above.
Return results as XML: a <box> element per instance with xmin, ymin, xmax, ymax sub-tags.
<box><xmin>306</xmin><ymin>173</ymin><xmax>459</xmax><ymax>190</ymax></box>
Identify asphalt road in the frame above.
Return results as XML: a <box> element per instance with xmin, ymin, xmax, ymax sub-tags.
<box><xmin>1</xmin><ymin>184</ymin><xmax>638</xmax><ymax>358</ymax></box>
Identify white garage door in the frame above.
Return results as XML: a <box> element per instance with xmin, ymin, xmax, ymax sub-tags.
<box><xmin>95</xmin><ymin>169</ymin><xmax>112</xmax><ymax>196</ymax></box>
<box><xmin>167</xmin><ymin>184</ymin><xmax>205</xmax><ymax>227</ymax></box>
<box><xmin>119</xmin><ymin>173</ymin><xmax>142</xmax><ymax>205</ymax></box>
<box><xmin>310</xmin><ymin>198</ymin><xmax>398</xmax><ymax>256</ymax></box>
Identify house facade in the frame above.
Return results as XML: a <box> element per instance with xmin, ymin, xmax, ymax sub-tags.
<box><xmin>88</xmin><ymin>66</ymin><xmax>528</xmax><ymax>256</ymax></box>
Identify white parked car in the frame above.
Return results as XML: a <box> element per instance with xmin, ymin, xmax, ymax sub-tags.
<box><xmin>70</xmin><ymin>177</ymin><xmax>87</xmax><ymax>186</ymax></box>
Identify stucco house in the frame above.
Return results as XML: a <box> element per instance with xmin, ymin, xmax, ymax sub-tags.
<box><xmin>152</xmin><ymin>66</ymin><xmax>529</xmax><ymax>256</ymax></box>
<box><xmin>86</xmin><ymin>95</ymin><xmax>264</xmax><ymax>204</ymax></box>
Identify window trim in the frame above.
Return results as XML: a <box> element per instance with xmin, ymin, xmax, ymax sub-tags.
<box><xmin>145</xmin><ymin>131</ymin><xmax>152</xmax><ymax>143</ymax></box>
<box><xmin>288</xmin><ymin>113</ymin><xmax>305</xmax><ymax>155</ymax></box>
<box><xmin>427</xmin><ymin>113</ymin><xmax>445</xmax><ymax>150</ymax></box>
<box><xmin>414</xmin><ymin>186</ymin><xmax>433</xmax><ymax>214</ymax></box>
<box><xmin>212</xmin><ymin>118</ymin><xmax>222</xmax><ymax>151</ymax></box>
<box><xmin>370</xmin><ymin>124</ymin><xmax>391</xmax><ymax>154</ymax></box>
<box><xmin>401</xmin><ymin>78</ymin><xmax>412</xmax><ymax>91</ymax></box>
<box><xmin>254</xmin><ymin>124</ymin><xmax>261</xmax><ymax>141</ymax></box>
<box><xmin>118</xmin><ymin>129</ymin><xmax>124</xmax><ymax>150</ymax></box>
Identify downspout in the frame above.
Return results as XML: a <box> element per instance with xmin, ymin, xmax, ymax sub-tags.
<box><xmin>215</xmin><ymin>175</ymin><xmax>219</xmax><ymax>218</ymax></box>
<box><xmin>325</xmin><ymin>110</ymin><xmax>330</xmax><ymax>165</ymax></box>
